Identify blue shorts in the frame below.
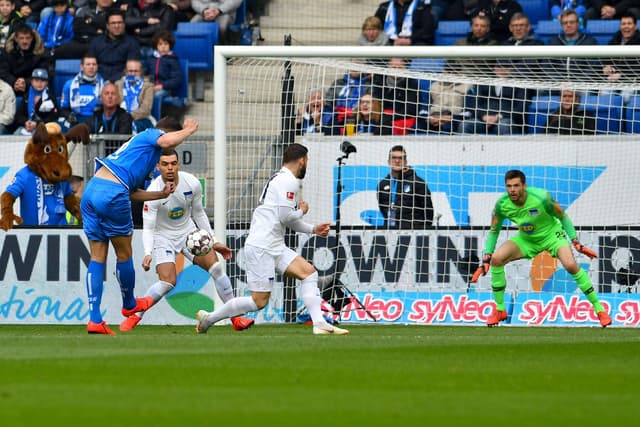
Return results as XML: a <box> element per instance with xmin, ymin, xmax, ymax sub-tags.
<box><xmin>81</xmin><ymin>177</ymin><xmax>133</xmax><ymax>242</ymax></box>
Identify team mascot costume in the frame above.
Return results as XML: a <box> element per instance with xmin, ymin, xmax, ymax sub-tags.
<box><xmin>0</xmin><ymin>122</ymin><xmax>90</xmax><ymax>230</ymax></box>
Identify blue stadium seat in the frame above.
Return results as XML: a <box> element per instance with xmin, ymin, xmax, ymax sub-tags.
<box><xmin>582</xmin><ymin>94</ymin><xmax>624</xmax><ymax>134</ymax></box>
<box><xmin>435</xmin><ymin>20</ymin><xmax>469</xmax><ymax>45</ymax></box>
<box><xmin>174</xmin><ymin>22</ymin><xmax>219</xmax><ymax>101</ymax></box>
<box><xmin>586</xmin><ymin>19</ymin><xmax>619</xmax><ymax>45</ymax></box>
<box><xmin>527</xmin><ymin>95</ymin><xmax>560</xmax><ymax>133</ymax></box>
<box><xmin>151</xmin><ymin>59</ymin><xmax>189</xmax><ymax>121</ymax></box>
<box><xmin>520</xmin><ymin>0</ymin><xmax>549</xmax><ymax>26</ymax></box>
<box><xmin>534</xmin><ymin>19</ymin><xmax>561</xmax><ymax>43</ymax></box>
<box><xmin>408</xmin><ymin>58</ymin><xmax>446</xmax><ymax>73</ymax></box>
<box><xmin>53</xmin><ymin>59</ymin><xmax>81</xmax><ymax>101</ymax></box>
<box><xmin>625</xmin><ymin>95</ymin><xmax>640</xmax><ymax>133</ymax></box>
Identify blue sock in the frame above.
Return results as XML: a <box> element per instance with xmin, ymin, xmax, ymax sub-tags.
<box><xmin>116</xmin><ymin>258</ymin><xmax>136</xmax><ymax>310</ymax></box>
<box><xmin>86</xmin><ymin>261</ymin><xmax>105</xmax><ymax>323</ymax></box>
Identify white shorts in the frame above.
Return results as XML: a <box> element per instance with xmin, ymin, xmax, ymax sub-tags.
<box><xmin>244</xmin><ymin>244</ymin><xmax>298</xmax><ymax>292</ymax></box>
<box><xmin>152</xmin><ymin>234</ymin><xmax>195</xmax><ymax>265</ymax></box>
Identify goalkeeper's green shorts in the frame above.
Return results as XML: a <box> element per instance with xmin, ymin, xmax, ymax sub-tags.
<box><xmin>510</xmin><ymin>230</ymin><xmax>570</xmax><ymax>259</ymax></box>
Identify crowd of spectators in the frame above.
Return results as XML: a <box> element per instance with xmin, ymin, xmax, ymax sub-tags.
<box><xmin>294</xmin><ymin>0</ymin><xmax>640</xmax><ymax>137</ymax></box>
<box><xmin>0</xmin><ymin>0</ymin><xmax>246</xmax><ymax>137</ymax></box>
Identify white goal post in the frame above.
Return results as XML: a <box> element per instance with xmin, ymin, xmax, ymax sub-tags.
<box><xmin>210</xmin><ymin>45</ymin><xmax>640</xmax><ymax>326</ymax></box>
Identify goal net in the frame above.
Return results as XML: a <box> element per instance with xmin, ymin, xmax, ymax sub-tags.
<box><xmin>213</xmin><ymin>45</ymin><xmax>640</xmax><ymax>327</ymax></box>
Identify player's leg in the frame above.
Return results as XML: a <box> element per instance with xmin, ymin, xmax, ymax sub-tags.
<box><xmin>81</xmin><ymin>187</ymin><xmax>114</xmax><ymax>334</ymax></box>
<box><xmin>487</xmin><ymin>239</ymin><xmax>525</xmax><ymax>326</ymax></box>
<box><xmin>283</xmin><ymin>250</ymin><xmax>349</xmax><ymax>335</ymax></box>
<box><xmin>194</xmin><ymin>251</ymin><xmax>255</xmax><ymax>331</ymax></box>
<box><xmin>556</xmin><ymin>245</ymin><xmax>611</xmax><ymax>327</ymax></box>
<box><xmin>85</xmin><ymin>239</ymin><xmax>115</xmax><ymax>334</ymax></box>
<box><xmin>195</xmin><ymin>244</ymin><xmax>267</xmax><ymax>333</ymax></box>
<box><xmin>120</xmin><ymin>259</ymin><xmax>176</xmax><ymax>331</ymax></box>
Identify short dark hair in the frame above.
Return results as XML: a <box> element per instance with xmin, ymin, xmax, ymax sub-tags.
<box><xmin>156</xmin><ymin>116</ymin><xmax>182</xmax><ymax>132</ymax></box>
<box><xmin>152</xmin><ymin>29</ymin><xmax>175</xmax><ymax>49</ymax></box>
<box><xmin>282</xmin><ymin>143</ymin><xmax>308</xmax><ymax>163</ymax></box>
<box><xmin>388</xmin><ymin>144</ymin><xmax>406</xmax><ymax>159</ymax></box>
<box><xmin>106</xmin><ymin>9</ymin><xmax>125</xmax><ymax>23</ymax></box>
<box><xmin>160</xmin><ymin>148</ymin><xmax>179</xmax><ymax>160</ymax></box>
<box><xmin>505</xmin><ymin>169</ymin><xmax>526</xmax><ymax>184</ymax></box>
<box><xmin>621</xmin><ymin>12</ymin><xmax>637</xmax><ymax>24</ymax></box>
<box><xmin>13</xmin><ymin>23</ymin><xmax>33</xmax><ymax>36</ymax></box>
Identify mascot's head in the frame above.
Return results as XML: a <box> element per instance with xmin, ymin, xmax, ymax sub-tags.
<box><xmin>24</xmin><ymin>122</ymin><xmax>90</xmax><ymax>184</ymax></box>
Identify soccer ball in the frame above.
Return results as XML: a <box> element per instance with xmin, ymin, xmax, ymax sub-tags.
<box><xmin>185</xmin><ymin>229</ymin><xmax>214</xmax><ymax>257</ymax></box>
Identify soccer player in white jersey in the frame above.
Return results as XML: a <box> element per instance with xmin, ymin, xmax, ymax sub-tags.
<box><xmin>119</xmin><ymin>149</ymin><xmax>254</xmax><ymax>332</ymax></box>
<box><xmin>196</xmin><ymin>143</ymin><xmax>349</xmax><ymax>335</ymax></box>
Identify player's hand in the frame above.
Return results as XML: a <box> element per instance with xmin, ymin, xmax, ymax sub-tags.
<box><xmin>298</xmin><ymin>200</ymin><xmax>309</xmax><ymax>214</ymax></box>
<box><xmin>313</xmin><ymin>222</ymin><xmax>330</xmax><ymax>237</ymax></box>
<box><xmin>182</xmin><ymin>118</ymin><xmax>199</xmax><ymax>134</ymax></box>
<box><xmin>161</xmin><ymin>181</ymin><xmax>176</xmax><ymax>197</ymax></box>
<box><xmin>471</xmin><ymin>254</ymin><xmax>492</xmax><ymax>283</ymax></box>
<box><xmin>213</xmin><ymin>242</ymin><xmax>232</xmax><ymax>260</ymax></box>
<box><xmin>142</xmin><ymin>255</ymin><xmax>152</xmax><ymax>271</ymax></box>
<box><xmin>572</xmin><ymin>239</ymin><xmax>597</xmax><ymax>259</ymax></box>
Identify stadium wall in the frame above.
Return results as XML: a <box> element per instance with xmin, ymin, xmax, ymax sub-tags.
<box><xmin>0</xmin><ymin>227</ymin><xmax>639</xmax><ymax>327</ymax></box>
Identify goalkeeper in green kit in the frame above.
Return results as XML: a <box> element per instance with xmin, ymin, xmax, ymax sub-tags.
<box><xmin>471</xmin><ymin>169</ymin><xmax>612</xmax><ymax>328</ymax></box>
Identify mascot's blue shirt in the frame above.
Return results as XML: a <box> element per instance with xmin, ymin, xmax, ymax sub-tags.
<box><xmin>5</xmin><ymin>166</ymin><xmax>73</xmax><ymax>226</ymax></box>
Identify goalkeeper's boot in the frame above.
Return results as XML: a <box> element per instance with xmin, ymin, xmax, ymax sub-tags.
<box><xmin>87</xmin><ymin>320</ymin><xmax>116</xmax><ymax>335</ymax></box>
<box><xmin>121</xmin><ymin>296</ymin><xmax>154</xmax><ymax>317</ymax></box>
<box><xmin>195</xmin><ymin>310</ymin><xmax>212</xmax><ymax>334</ymax></box>
<box><xmin>119</xmin><ymin>314</ymin><xmax>142</xmax><ymax>332</ymax></box>
<box><xmin>597</xmin><ymin>310</ymin><xmax>612</xmax><ymax>328</ymax></box>
<box><xmin>313</xmin><ymin>323</ymin><xmax>349</xmax><ymax>335</ymax></box>
<box><xmin>487</xmin><ymin>308</ymin><xmax>508</xmax><ymax>327</ymax></box>
<box><xmin>230</xmin><ymin>316</ymin><xmax>254</xmax><ymax>331</ymax></box>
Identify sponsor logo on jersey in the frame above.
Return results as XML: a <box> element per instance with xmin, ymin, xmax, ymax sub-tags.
<box><xmin>286</xmin><ymin>191</ymin><xmax>294</xmax><ymax>200</ymax></box>
<box><xmin>168</xmin><ymin>206</ymin><xmax>185</xmax><ymax>220</ymax></box>
<box><xmin>519</xmin><ymin>222</ymin><xmax>535</xmax><ymax>234</ymax></box>
<box><xmin>529</xmin><ymin>209</ymin><xmax>539</xmax><ymax>216</ymax></box>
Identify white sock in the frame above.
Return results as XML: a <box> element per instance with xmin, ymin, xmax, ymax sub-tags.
<box><xmin>138</xmin><ymin>280</ymin><xmax>173</xmax><ymax>319</ymax></box>
<box><xmin>209</xmin><ymin>263</ymin><xmax>234</xmax><ymax>303</ymax></box>
<box><xmin>207</xmin><ymin>296</ymin><xmax>258</xmax><ymax>324</ymax></box>
<box><xmin>299</xmin><ymin>272</ymin><xmax>325</xmax><ymax>325</ymax></box>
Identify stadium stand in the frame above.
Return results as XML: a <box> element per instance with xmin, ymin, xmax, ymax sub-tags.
<box><xmin>586</xmin><ymin>19</ymin><xmax>619</xmax><ymax>45</ymax></box>
<box><xmin>528</xmin><ymin>93</ymin><xmax>624</xmax><ymax>134</ymax></box>
<box><xmin>435</xmin><ymin>20</ymin><xmax>470</xmax><ymax>46</ymax></box>
<box><xmin>625</xmin><ymin>95</ymin><xmax>640</xmax><ymax>133</ymax></box>
<box><xmin>53</xmin><ymin>59</ymin><xmax>81</xmax><ymax>101</ymax></box>
<box><xmin>174</xmin><ymin>22</ymin><xmax>219</xmax><ymax>101</ymax></box>
<box><xmin>534</xmin><ymin>19</ymin><xmax>562</xmax><ymax>43</ymax></box>
<box><xmin>519</xmin><ymin>0</ymin><xmax>550</xmax><ymax>26</ymax></box>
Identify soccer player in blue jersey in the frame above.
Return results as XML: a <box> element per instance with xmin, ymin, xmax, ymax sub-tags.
<box><xmin>81</xmin><ymin>117</ymin><xmax>199</xmax><ymax>335</ymax></box>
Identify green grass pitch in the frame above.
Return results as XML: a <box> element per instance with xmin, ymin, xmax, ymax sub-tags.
<box><xmin>1</xmin><ymin>324</ymin><xmax>638</xmax><ymax>426</ymax></box>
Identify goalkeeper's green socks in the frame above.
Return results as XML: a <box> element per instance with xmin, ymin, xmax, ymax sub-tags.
<box><xmin>573</xmin><ymin>268</ymin><xmax>605</xmax><ymax>313</ymax></box>
<box><xmin>490</xmin><ymin>265</ymin><xmax>507</xmax><ymax>311</ymax></box>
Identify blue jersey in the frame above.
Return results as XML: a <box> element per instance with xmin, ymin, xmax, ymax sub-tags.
<box><xmin>5</xmin><ymin>166</ymin><xmax>73</xmax><ymax>226</ymax></box>
<box><xmin>96</xmin><ymin>128</ymin><xmax>164</xmax><ymax>191</ymax></box>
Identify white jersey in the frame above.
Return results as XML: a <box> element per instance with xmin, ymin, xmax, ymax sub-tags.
<box><xmin>142</xmin><ymin>171</ymin><xmax>211</xmax><ymax>256</ymax></box>
<box><xmin>245</xmin><ymin>166</ymin><xmax>300</xmax><ymax>255</ymax></box>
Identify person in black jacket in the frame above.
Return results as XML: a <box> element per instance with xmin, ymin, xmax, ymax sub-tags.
<box><xmin>0</xmin><ymin>23</ymin><xmax>52</xmax><ymax>98</ymax></box>
<box><xmin>544</xmin><ymin>89</ymin><xmax>596</xmax><ymax>135</ymax></box>
<box><xmin>85</xmin><ymin>82</ymin><xmax>133</xmax><ymax>155</ymax></box>
<box><xmin>125</xmin><ymin>0</ymin><xmax>176</xmax><ymax>51</ymax></box>
<box><xmin>377</xmin><ymin>145</ymin><xmax>433</xmax><ymax>230</ymax></box>
<box><xmin>55</xmin><ymin>0</ymin><xmax>116</xmax><ymax>59</ymax></box>
<box><xmin>374</xmin><ymin>0</ymin><xmax>435</xmax><ymax>46</ymax></box>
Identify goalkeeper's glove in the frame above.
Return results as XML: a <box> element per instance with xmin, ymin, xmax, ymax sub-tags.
<box><xmin>471</xmin><ymin>254</ymin><xmax>492</xmax><ymax>283</ymax></box>
<box><xmin>572</xmin><ymin>238</ymin><xmax>597</xmax><ymax>259</ymax></box>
